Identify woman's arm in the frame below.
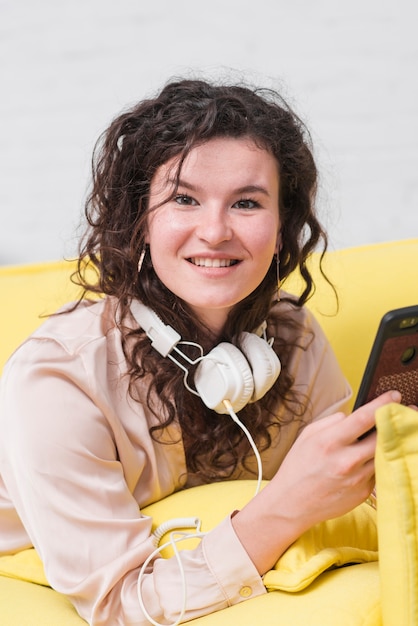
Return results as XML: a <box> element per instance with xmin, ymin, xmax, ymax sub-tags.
<box><xmin>0</xmin><ymin>337</ymin><xmax>266</xmax><ymax>625</ymax></box>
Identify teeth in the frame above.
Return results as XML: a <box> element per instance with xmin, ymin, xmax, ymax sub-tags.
<box><xmin>191</xmin><ymin>258</ymin><xmax>236</xmax><ymax>267</ymax></box>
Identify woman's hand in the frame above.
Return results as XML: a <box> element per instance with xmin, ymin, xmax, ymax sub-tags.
<box><xmin>232</xmin><ymin>389</ymin><xmax>401</xmax><ymax>575</ymax></box>
<box><xmin>268</xmin><ymin>389</ymin><xmax>402</xmax><ymax>524</ymax></box>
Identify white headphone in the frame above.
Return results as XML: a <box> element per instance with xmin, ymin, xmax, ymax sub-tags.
<box><xmin>130</xmin><ymin>301</ymin><xmax>281</xmax><ymax>414</ymax></box>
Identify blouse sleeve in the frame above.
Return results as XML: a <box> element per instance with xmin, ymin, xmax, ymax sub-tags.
<box><xmin>0</xmin><ymin>337</ymin><xmax>265</xmax><ymax>626</ymax></box>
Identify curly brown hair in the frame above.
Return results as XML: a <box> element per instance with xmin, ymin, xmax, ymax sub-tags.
<box><xmin>75</xmin><ymin>77</ymin><xmax>328</xmax><ymax>482</ymax></box>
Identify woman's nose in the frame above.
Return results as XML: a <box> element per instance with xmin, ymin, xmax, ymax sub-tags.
<box><xmin>195</xmin><ymin>206</ymin><xmax>233</xmax><ymax>245</ymax></box>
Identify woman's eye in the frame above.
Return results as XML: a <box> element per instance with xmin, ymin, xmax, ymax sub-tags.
<box><xmin>233</xmin><ymin>198</ymin><xmax>261</xmax><ymax>210</ymax></box>
<box><xmin>175</xmin><ymin>194</ymin><xmax>197</xmax><ymax>206</ymax></box>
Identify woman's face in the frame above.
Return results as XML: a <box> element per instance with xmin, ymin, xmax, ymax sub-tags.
<box><xmin>146</xmin><ymin>137</ymin><xmax>281</xmax><ymax>334</ymax></box>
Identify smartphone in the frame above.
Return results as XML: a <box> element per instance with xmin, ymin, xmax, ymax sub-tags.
<box><xmin>354</xmin><ymin>305</ymin><xmax>418</xmax><ymax>410</ymax></box>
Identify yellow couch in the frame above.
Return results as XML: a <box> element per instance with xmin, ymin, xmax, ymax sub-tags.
<box><xmin>1</xmin><ymin>239</ymin><xmax>417</xmax><ymax>625</ymax></box>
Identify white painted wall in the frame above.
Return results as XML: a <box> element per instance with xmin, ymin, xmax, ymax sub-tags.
<box><xmin>1</xmin><ymin>0</ymin><xmax>417</xmax><ymax>265</ymax></box>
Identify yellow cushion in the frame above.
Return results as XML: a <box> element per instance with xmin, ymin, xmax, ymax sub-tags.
<box><xmin>263</xmin><ymin>502</ymin><xmax>377</xmax><ymax>592</ymax></box>
<box><xmin>375</xmin><ymin>402</ymin><xmax>418</xmax><ymax>626</ymax></box>
<box><xmin>0</xmin><ymin>548</ymin><xmax>48</xmax><ymax>587</ymax></box>
<box><xmin>0</xmin><ymin>260</ymin><xmax>80</xmax><ymax>374</ymax></box>
<box><xmin>143</xmin><ymin>481</ymin><xmax>378</xmax><ymax>592</ymax></box>
<box><xmin>0</xmin><ymin>563</ymin><xmax>381</xmax><ymax>626</ymax></box>
<box><xmin>0</xmin><ymin>482</ymin><xmax>378</xmax><ymax>590</ymax></box>
<box><xmin>0</xmin><ymin>480</ymin><xmax>380</xmax><ymax>625</ymax></box>
<box><xmin>0</xmin><ymin>576</ymin><xmax>86</xmax><ymax>626</ymax></box>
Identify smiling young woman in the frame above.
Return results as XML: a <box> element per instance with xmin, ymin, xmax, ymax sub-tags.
<box><xmin>0</xmin><ymin>78</ymin><xmax>392</xmax><ymax>626</ymax></box>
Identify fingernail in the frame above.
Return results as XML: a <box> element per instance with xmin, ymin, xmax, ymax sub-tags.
<box><xmin>391</xmin><ymin>391</ymin><xmax>402</xmax><ymax>402</ymax></box>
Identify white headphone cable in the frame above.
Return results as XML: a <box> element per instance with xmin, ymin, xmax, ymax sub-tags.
<box><xmin>136</xmin><ymin>401</ymin><xmax>263</xmax><ymax>625</ymax></box>
<box><xmin>137</xmin><ymin>528</ymin><xmax>207</xmax><ymax>626</ymax></box>
<box><xmin>222</xmin><ymin>399</ymin><xmax>263</xmax><ymax>496</ymax></box>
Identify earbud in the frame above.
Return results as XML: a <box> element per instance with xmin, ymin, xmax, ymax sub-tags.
<box><xmin>130</xmin><ymin>301</ymin><xmax>281</xmax><ymax>414</ymax></box>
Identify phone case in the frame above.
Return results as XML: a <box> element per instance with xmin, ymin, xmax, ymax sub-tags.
<box><xmin>353</xmin><ymin>305</ymin><xmax>418</xmax><ymax>409</ymax></box>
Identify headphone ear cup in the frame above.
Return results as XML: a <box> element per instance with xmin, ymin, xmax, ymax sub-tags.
<box><xmin>239</xmin><ymin>332</ymin><xmax>281</xmax><ymax>403</ymax></box>
<box><xmin>194</xmin><ymin>343</ymin><xmax>255</xmax><ymax>414</ymax></box>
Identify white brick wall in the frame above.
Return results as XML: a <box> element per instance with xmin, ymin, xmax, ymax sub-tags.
<box><xmin>1</xmin><ymin>0</ymin><xmax>417</xmax><ymax>265</ymax></box>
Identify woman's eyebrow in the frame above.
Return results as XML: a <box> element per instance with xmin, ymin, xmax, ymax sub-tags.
<box><xmin>234</xmin><ymin>185</ymin><xmax>271</xmax><ymax>197</ymax></box>
<box><xmin>173</xmin><ymin>179</ymin><xmax>271</xmax><ymax>197</ymax></box>
<box><xmin>174</xmin><ymin>178</ymin><xmax>198</xmax><ymax>191</ymax></box>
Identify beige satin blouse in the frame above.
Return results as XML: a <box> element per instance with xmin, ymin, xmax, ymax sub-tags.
<box><xmin>0</xmin><ymin>297</ymin><xmax>351</xmax><ymax>625</ymax></box>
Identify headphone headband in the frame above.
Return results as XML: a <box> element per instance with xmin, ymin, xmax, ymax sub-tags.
<box><xmin>130</xmin><ymin>300</ymin><xmax>181</xmax><ymax>357</ymax></box>
<box><xmin>130</xmin><ymin>300</ymin><xmax>281</xmax><ymax>413</ymax></box>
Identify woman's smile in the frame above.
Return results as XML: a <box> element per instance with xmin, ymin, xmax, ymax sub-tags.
<box><xmin>187</xmin><ymin>257</ymin><xmax>240</xmax><ymax>268</ymax></box>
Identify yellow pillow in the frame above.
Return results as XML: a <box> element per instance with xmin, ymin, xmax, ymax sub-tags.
<box><xmin>263</xmin><ymin>502</ymin><xmax>377</xmax><ymax>592</ymax></box>
<box><xmin>0</xmin><ymin>547</ymin><xmax>48</xmax><ymax>586</ymax></box>
<box><xmin>375</xmin><ymin>402</ymin><xmax>418</xmax><ymax>626</ymax></box>
<box><xmin>143</xmin><ymin>480</ymin><xmax>378</xmax><ymax>592</ymax></box>
<box><xmin>0</xmin><ymin>480</ymin><xmax>380</xmax><ymax>626</ymax></box>
<box><xmin>0</xmin><ymin>576</ymin><xmax>84</xmax><ymax>626</ymax></box>
<box><xmin>0</xmin><ymin>480</ymin><xmax>382</xmax><ymax>626</ymax></box>
<box><xmin>0</xmin><ymin>481</ymin><xmax>377</xmax><ymax>592</ymax></box>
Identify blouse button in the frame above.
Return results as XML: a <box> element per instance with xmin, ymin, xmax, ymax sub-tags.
<box><xmin>239</xmin><ymin>586</ymin><xmax>252</xmax><ymax>598</ymax></box>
